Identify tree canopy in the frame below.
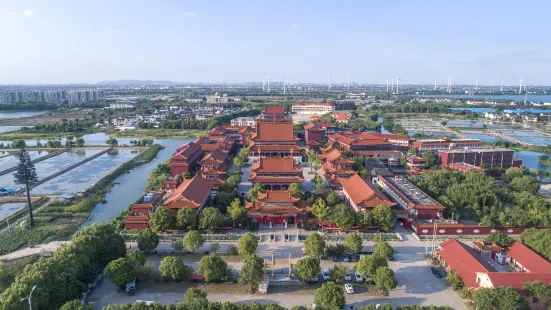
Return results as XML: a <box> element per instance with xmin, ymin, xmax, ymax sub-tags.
<box><xmin>199</xmin><ymin>208</ymin><xmax>223</xmax><ymax>232</ymax></box>
<box><xmin>314</xmin><ymin>282</ymin><xmax>346</xmax><ymax>310</ymax></box>
<box><xmin>198</xmin><ymin>254</ymin><xmax>231</xmax><ymax>282</ymax></box>
<box><xmin>294</xmin><ymin>257</ymin><xmax>321</xmax><ymax>283</ymax></box>
<box><xmin>137</xmin><ymin>229</ymin><xmax>159</xmax><ymax>253</ymax></box>
<box><xmin>183</xmin><ymin>231</ymin><xmax>205</xmax><ymax>253</ymax></box>
<box><xmin>238</xmin><ymin>232</ymin><xmax>259</xmax><ymax>256</ymax></box>
<box><xmin>304</xmin><ymin>233</ymin><xmax>326</xmax><ymax>258</ymax></box>
<box><xmin>149</xmin><ymin>206</ymin><xmax>173</xmax><ymax>233</ymax></box>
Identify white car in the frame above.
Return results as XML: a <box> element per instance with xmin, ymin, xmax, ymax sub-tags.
<box><xmin>344</xmin><ymin>283</ymin><xmax>354</xmax><ymax>294</ymax></box>
<box><xmin>344</xmin><ymin>271</ymin><xmax>353</xmax><ymax>281</ymax></box>
<box><xmin>355</xmin><ymin>271</ymin><xmax>364</xmax><ymax>283</ymax></box>
<box><xmin>322</xmin><ymin>269</ymin><xmax>331</xmax><ymax>281</ymax></box>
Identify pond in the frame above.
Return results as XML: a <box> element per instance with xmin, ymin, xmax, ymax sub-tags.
<box><xmin>0</xmin><ymin>202</ymin><xmax>27</xmax><ymax>221</ymax></box>
<box><xmin>515</xmin><ymin>150</ymin><xmax>551</xmax><ymax>172</ymax></box>
<box><xmin>0</xmin><ymin>126</ymin><xmax>34</xmax><ymax>133</ymax></box>
<box><xmin>81</xmin><ymin>138</ymin><xmax>194</xmax><ymax>226</ymax></box>
<box><xmin>0</xmin><ymin>111</ymin><xmax>47</xmax><ymax>119</ymax></box>
<box><xmin>0</xmin><ymin>132</ymin><xmax>138</xmax><ymax>147</ymax></box>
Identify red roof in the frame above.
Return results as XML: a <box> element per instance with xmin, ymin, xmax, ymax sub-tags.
<box><xmin>263</xmin><ymin>106</ymin><xmax>286</xmax><ymax>114</ymax></box>
<box><xmin>438</xmin><ymin>239</ymin><xmax>495</xmax><ymax>288</ymax></box>
<box><xmin>173</xmin><ymin>142</ymin><xmax>203</xmax><ymax>160</ymax></box>
<box><xmin>164</xmin><ymin>175</ymin><xmax>221</xmax><ymax>209</ymax></box>
<box><xmin>252</xmin><ymin>122</ymin><xmax>297</xmax><ymax>142</ymax></box>
<box><xmin>482</xmin><ymin>272</ymin><xmax>551</xmax><ymax>291</ymax></box>
<box><xmin>506</xmin><ymin>241</ymin><xmax>551</xmax><ymax>273</ymax></box>
<box><xmin>257</xmin><ymin>190</ymin><xmax>301</xmax><ymax>203</ymax></box>
<box><xmin>337</xmin><ymin>174</ymin><xmax>395</xmax><ymax>209</ymax></box>
<box><xmin>251</xmin><ymin>157</ymin><xmax>302</xmax><ymax>173</ymax></box>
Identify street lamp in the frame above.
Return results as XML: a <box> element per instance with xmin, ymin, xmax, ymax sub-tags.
<box><xmin>20</xmin><ymin>285</ymin><xmax>36</xmax><ymax>310</ymax></box>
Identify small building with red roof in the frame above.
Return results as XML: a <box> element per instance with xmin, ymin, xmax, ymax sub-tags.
<box><xmin>248</xmin><ymin>157</ymin><xmax>304</xmax><ymax>190</ymax></box>
<box><xmin>335</xmin><ymin>173</ymin><xmax>396</xmax><ymax>212</ymax></box>
<box><xmin>245</xmin><ymin>190</ymin><xmax>310</xmax><ymax>225</ymax></box>
<box><xmin>163</xmin><ymin>175</ymin><xmax>222</xmax><ymax>212</ymax></box>
<box><xmin>171</xmin><ymin>141</ymin><xmax>205</xmax><ymax>176</ymax></box>
<box><xmin>261</xmin><ymin>105</ymin><xmax>287</xmax><ymax>120</ymax></box>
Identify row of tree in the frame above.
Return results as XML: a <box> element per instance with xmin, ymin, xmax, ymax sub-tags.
<box><xmin>20</xmin><ymin>118</ymin><xmax>99</xmax><ymax>133</ymax></box>
<box><xmin>0</xmin><ymin>223</ymin><xmax>126</xmax><ymax>309</ymax></box>
<box><xmin>312</xmin><ymin>198</ymin><xmax>396</xmax><ymax>231</ymax></box>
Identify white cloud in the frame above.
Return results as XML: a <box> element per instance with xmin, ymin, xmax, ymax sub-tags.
<box><xmin>7</xmin><ymin>9</ymin><xmax>35</xmax><ymax>17</ymax></box>
<box><xmin>291</xmin><ymin>24</ymin><xmax>298</xmax><ymax>28</ymax></box>
<box><xmin>183</xmin><ymin>12</ymin><xmax>197</xmax><ymax>17</ymax></box>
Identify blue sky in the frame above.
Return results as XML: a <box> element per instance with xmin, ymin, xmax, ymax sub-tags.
<box><xmin>1</xmin><ymin>0</ymin><xmax>551</xmax><ymax>85</ymax></box>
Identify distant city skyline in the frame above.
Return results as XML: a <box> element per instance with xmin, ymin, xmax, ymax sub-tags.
<box><xmin>2</xmin><ymin>0</ymin><xmax>551</xmax><ymax>85</ymax></box>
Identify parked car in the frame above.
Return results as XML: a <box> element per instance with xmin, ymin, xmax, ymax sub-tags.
<box><xmin>344</xmin><ymin>283</ymin><xmax>355</xmax><ymax>294</ymax></box>
<box><xmin>309</xmin><ymin>275</ymin><xmax>319</xmax><ymax>283</ymax></box>
<box><xmin>322</xmin><ymin>269</ymin><xmax>331</xmax><ymax>281</ymax></box>
<box><xmin>343</xmin><ymin>255</ymin><xmax>350</xmax><ymax>262</ymax></box>
<box><xmin>431</xmin><ymin>267</ymin><xmax>442</xmax><ymax>278</ymax></box>
<box><xmin>344</xmin><ymin>271</ymin><xmax>353</xmax><ymax>281</ymax></box>
<box><xmin>388</xmin><ymin>255</ymin><xmax>395</xmax><ymax>261</ymax></box>
<box><xmin>332</xmin><ymin>254</ymin><xmax>338</xmax><ymax>262</ymax></box>
<box><xmin>125</xmin><ymin>278</ymin><xmax>136</xmax><ymax>295</ymax></box>
<box><xmin>355</xmin><ymin>271</ymin><xmax>364</xmax><ymax>283</ymax></box>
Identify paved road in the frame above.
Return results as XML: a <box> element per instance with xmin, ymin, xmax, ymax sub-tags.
<box><xmin>88</xmin><ymin>223</ymin><xmax>467</xmax><ymax>310</ymax></box>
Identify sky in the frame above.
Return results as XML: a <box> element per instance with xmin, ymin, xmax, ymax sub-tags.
<box><xmin>1</xmin><ymin>0</ymin><xmax>551</xmax><ymax>85</ymax></box>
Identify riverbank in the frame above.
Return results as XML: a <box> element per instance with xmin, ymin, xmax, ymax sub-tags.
<box><xmin>109</xmin><ymin>128</ymin><xmax>207</xmax><ymax>138</ymax></box>
<box><xmin>0</xmin><ymin>129</ymin><xmax>103</xmax><ymax>140</ymax></box>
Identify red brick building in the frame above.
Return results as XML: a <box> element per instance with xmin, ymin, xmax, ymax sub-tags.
<box><xmin>439</xmin><ymin>148</ymin><xmax>523</xmax><ymax>169</ymax></box>
<box><xmin>412</xmin><ymin>138</ymin><xmax>482</xmax><ymax>154</ymax></box>
<box><xmin>248</xmin><ymin>157</ymin><xmax>305</xmax><ymax>190</ymax></box>
<box><xmin>248</xmin><ymin>121</ymin><xmax>302</xmax><ymax>162</ymax></box>
<box><xmin>303</xmin><ymin>122</ymin><xmax>324</xmax><ymax>145</ymax></box>
<box><xmin>261</xmin><ymin>105</ymin><xmax>287</xmax><ymax>120</ymax></box>
<box><xmin>328</xmin><ymin>132</ymin><xmax>409</xmax><ymax>155</ymax></box>
<box><xmin>245</xmin><ymin>190</ymin><xmax>310</xmax><ymax>225</ymax></box>
<box><xmin>171</xmin><ymin>141</ymin><xmax>204</xmax><ymax>176</ymax></box>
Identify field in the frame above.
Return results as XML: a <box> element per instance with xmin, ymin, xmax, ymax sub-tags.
<box><xmin>109</xmin><ymin>128</ymin><xmax>207</xmax><ymax>138</ymax></box>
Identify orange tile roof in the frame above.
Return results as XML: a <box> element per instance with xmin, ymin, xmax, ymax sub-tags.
<box><xmin>337</xmin><ymin>174</ymin><xmax>395</xmax><ymax>209</ymax></box>
<box><xmin>303</xmin><ymin>122</ymin><xmax>323</xmax><ymax>131</ymax></box>
<box><xmin>438</xmin><ymin>239</ymin><xmax>495</xmax><ymax>288</ymax></box>
<box><xmin>482</xmin><ymin>272</ymin><xmax>551</xmax><ymax>291</ymax></box>
<box><xmin>248</xmin><ymin>174</ymin><xmax>305</xmax><ymax>183</ymax></box>
<box><xmin>248</xmin><ymin>144</ymin><xmax>301</xmax><ymax>151</ymax></box>
<box><xmin>506</xmin><ymin>241</ymin><xmax>551</xmax><ymax>273</ymax></box>
<box><xmin>173</xmin><ymin>142</ymin><xmax>203</xmax><ymax>160</ymax></box>
<box><xmin>251</xmin><ymin>157</ymin><xmax>302</xmax><ymax>173</ymax></box>
<box><xmin>263</xmin><ymin>106</ymin><xmax>286</xmax><ymax>114</ymax></box>
<box><xmin>199</xmin><ymin>148</ymin><xmax>229</xmax><ymax>164</ymax></box>
<box><xmin>257</xmin><ymin>190</ymin><xmax>301</xmax><ymax>203</ymax></box>
<box><xmin>164</xmin><ymin>175</ymin><xmax>221</xmax><ymax>209</ymax></box>
<box><xmin>252</xmin><ymin>122</ymin><xmax>298</xmax><ymax>142</ymax></box>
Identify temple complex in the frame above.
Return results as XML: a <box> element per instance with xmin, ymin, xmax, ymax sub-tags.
<box><xmin>245</xmin><ymin>190</ymin><xmax>310</xmax><ymax>225</ymax></box>
<box><xmin>248</xmin><ymin>120</ymin><xmax>302</xmax><ymax>162</ymax></box>
<box><xmin>248</xmin><ymin>157</ymin><xmax>305</xmax><ymax>190</ymax></box>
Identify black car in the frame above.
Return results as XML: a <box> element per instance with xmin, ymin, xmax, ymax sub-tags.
<box><xmin>431</xmin><ymin>267</ymin><xmax>442</xmax><ymax>278</ymax></box>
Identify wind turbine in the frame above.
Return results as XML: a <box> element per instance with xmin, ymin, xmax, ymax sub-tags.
<box><xmin>501</xmin><ymin>80</ymin><xmax>504</xmax><ymax>92</ymax></box>
<box><xmin>347</xmin><ymin>76</ymin><xmax>350</xmax><ymax>91</ymax></box>
<box><xmin>475</xmin><ymin>80</ymin><xmax>478</xmax><ymax>91</ymax></box>
<box><xmin>396</xmin><ymin>76</ymin><xmax>400</xmax><ymax>94</ymax></box>
<box><xmin>447</xmin><ymin>77</ymin><xmax>453</xmax><ymax>93</ymax></box>
<box><xmin>391</xmin><ymin>77</ymin><xmax>394</xmax><ymax>92</ymax></box>
<box><xmin>519</xmin><ymin>78</ymin><xmax>523</xmax><ymax>94</ymax></box>
<box><xmin>327</xmin><ymin>76</ymin><xmax>331</xmax><ymax>91</ymax></box>
<box><xmin>262</xmin><ymin>79</ymin><xmax>266</xmax><ymax>91</ymax></box>
<box><xmin>386</xmin><ymin>77</ymin><xmax>389</xmax><ymax>92</ymax></box>
<box><xmin>283</xmin><ymin>76</ymin><xmax>286</xmax><ymax>95</ymax></box>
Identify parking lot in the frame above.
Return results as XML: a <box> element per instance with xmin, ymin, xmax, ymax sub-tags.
<box><xmin>87</xmin><ymin>232</ymin><xmax>467</xmax><ymax>310</ymax></box>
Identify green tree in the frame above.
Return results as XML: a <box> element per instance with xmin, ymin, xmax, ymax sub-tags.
<box><xmin>233</xmin><ymin>157</ymin><xmax>245</xmax><ymax>171</ymax></box>
<box><xmin>136</xmin><ymin>229</ymin><xmax>159</xmax><ymax>253</ymax></box>
<box><xmin>485</xmin><ymin>231</ymin><xmax>513</xmax><ymax>247</ymax></box>
<box><xmin>331</xmin><ymin>203</ymin><xmax>355</xmax><ymax>230</ymax></box>
<box><xmin>407</xmin><ymin>147</ymin><xmax>419</xmax><ymax>156</ymax></box>
<box><xmin>183</xmin><ymin>231</ymin><xmax>205</xmax><ymax>253</ymax></box>
<box><xmin>356</xmin><ymin>255</ymin><xmax>387</xmax><ymax>279</ymax></box>
<box><xmin>314</xmin><ymin>175</ymin><xmax>324</xmax><ymax>192</ymax></box>
<box><xmin>359</xmin><ymin>211</ymin><xmax>375</xmax><ymax>227</ymax></box>
<box><xmin>210</xmin><ymin>242</ymin><xmax>221</xmax><ymax>254</ymax></box>
<box><xmin>373</xmin><ymin>242</ymin><xmax>394</xmax><ymax>260</ymax></box>
<box><xmin>288</xmin><ymin>183</ymin><xmax>302</xmax><ymax>197</ymax></box>
<box><xmin>422</xmin><ymin>151</ymin><xmax>438</xmax><ymax>168</ymax></box>
<box><xmin>447</xmin><ymin>271</ymin><xmax>464</xmax><ymax>291</ymax></box>
<box><xmin>326</xmin><ymin>191</ymin><xmax>340</xmax><ymax>207</ymax></box>
<box><xmin>239</xmin><ymin>254</ymin><xmax>265</xmax><ymax>293</ymax></box>
<box><xmin>136</xmin><ymin>263</ymin><xmax>154</xmax><ymax>280</ymax></box>
<box><xmin>510</xmin><ymin>175</ymin><xmax>540</xmax><ymax>194</ymax></box>
<box><xmin>373</xmin><ymin>267</ymin><xmax>397</xmax><ymax>291</ymax></box>
<box><xmin>304</xmin><ymin>233</ymin><xmax>326</xmax><ymax>258</ymax></box>
<box><xmin>198</xmin><ymin>254</ymin><xmax>231</xmax><ymax>282</ymax></box>
<box><xmin>475</xmin><ymin>286</ymin><xmax>522</xmax><ymax>310</ymax></box>
<box><xmin>0</xmin><ymin>261</ymin><xmax>11</xmax><ymax>291</ymax></box>
<box><xmin>176</xmin><ymin>208</ymin><xmax>198</xmax><ymax>229</ymax></box>
<box><xmin>185</xmin><ymin>287</ymin><xmax>208</xmax><ymax>301</ymax></box>
<box><xmin>12</xmin><ymin>139</ymin><xmax>26</xmax><ymax>149</ymax></box>
<box><xmin>106</xmin><ymin>138</ymin><xmax>119</xmax><ymax>146</ymax></box>
<box><xmin>372</xmin><ymin>205</ymin><xmax>396</xmax><ymax>231</ymax></box>
<box><xmin>345</xmin><ymin>234</ymin><xmax>363</xmax><ymax>254</ymax></box>
<box><xmin>199</xmin><ymin>207</ymin><xmax>223</xmax><ymax>232</ymax></box>
<box><xmin>159</xmin><ymin>256</ymin><xmax>193</xmax><ymax>281</ymax></box>
<box><xmin>226</xmin><ymin>174</ymin><xmax>241</xmax><ymax>187</ymax></box>
<box><xmin>228</xmin><ymin>198</ymin><xmax>247</xmax><ymax>226</ymax></box>
<box><xmin>75</xmin><ymin>138</ymin><xmax>85</xmax><ymax>147</ymax></box>
<box><xmin>238</xmin><ymin>232</ymin><xmax>259</xmax><ymax>256</ymax></box>
<box><xmin>523</xmin><ymin>281</ymin><xmax>551</xmax><ymax>306</ymax></box>
<box><xmin>125</xmin><ymin>250</ymin><xmax>146</xmax><ymax>268</ymax></box>
<box><xmin>238</xmin><ymin>147</ymin><xmax>250</xmax><ymax>162</ymax></box>
<box><xmin>106</xmin><ymin>257</ymin><xmax>135</xmax><ymax>287</ymax></box>
<box><xmin>247</xmin><ymin>183</ymin><xmax>265</xmax><ymax>201</ymax></box>
<box><xmin>60</xmin><ymin>300</ymin><xmax>93</xmax><ymax>310</ymax></box>
<box><xmin>149</xmin><ymin>206</ymin><xmax>173</xmax><ymax>233</ymax></box>
<box><xmin>373</xmin><ymin>233</ymin><xmax>385</xmax><ymax>243</ymax></box>
<box><xmin>328</xmin><ymin>264</ymin><xmax>348</xmax><ymax>283</ymax></box>
<box><xmin>314</xmin><ymin>282</ymin><xmax>345</xmax><ymax>310</ymax></box>
<box><xmin>13</xmin><ymin>148</ymin><xmax>39</xmax><ymax>227</ymax></box>
<box><xmin>171</xmin><ymin>238</ymin><xmax>184</xmax><ymax>252</ymax></box>
<box><xmin>294</xmin><ymin>257</ymin><xmax>321</xmax><ymax>283</ymax></box>
<box><xmin>312</xmin><ymin>198</ymin><xmax>331</xmax><ymax>221</ymax></box>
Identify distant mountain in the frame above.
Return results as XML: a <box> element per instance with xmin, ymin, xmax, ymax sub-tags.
<box><xmin>96</xmin><ymin>80</ymin><xmax>180</xmax><ymax>86</ymax></box>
